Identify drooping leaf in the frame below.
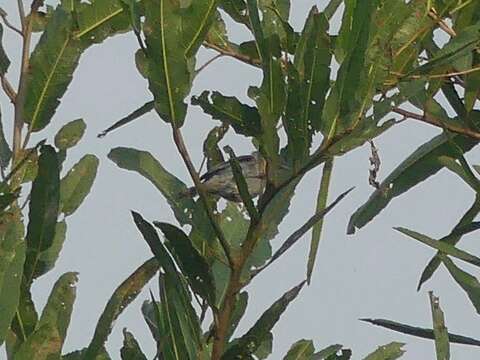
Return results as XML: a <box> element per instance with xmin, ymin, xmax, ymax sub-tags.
<box><xmin>60</xmin><ymin>154</ymin><xmax>99</xmax><ymax>216</ymax></box>
<box><xmin>34</xmin><ymin>221</ymin><xmax>67</xmax><ymax>279</ymax></box>
<box><xmin>24</xmin><ymin>145</ymin><xmax>60</xmax><ymax>285</ymax></box>
<box><xmin>0</xmin><ymin>23</ymin><xmax>10</xmax><ymax>75</ymax></box>
<box><xmin>360</xmin><ymin>318</ymin><xmax>480</xmax><ymax>346</ymax></box>
<box><xmin>84</xmin><ymin>257</ymin><xmax>159</xmax><ymax>359</ymax></box>
<box><xmin>24</xmin><ymin>5</ymin><xmax>86</xmax><ymax>132</ymax></box>
<box><xmin>0</xmin><ymin>107</ymin><xmax>11</xmax><ymax>170</ymax></box>
<box><xmin>222</xmin><ymin>281</ymin><xmax>305</xmax><ymax>359</ymax></box>
<box><xmin>348</xmin><ymin>131</ymin><xmax>479</xmax><ymax>234</ymax></box>
<box><xmin>54</xmin><ymin>118</ymin><xmax>86</xmax><ymax>150</ymax></box>
<box><xmin>120</xmin><ymin>329</ymin><xmax>147</xmax><ymax>360</ymax></box>
<box><xmin>362</xmin><ymin>342</ymin><xmax>405</xmax><ymax>360</ymax></box>
<box><xmin>37</xmin><ymin>272</ymin><xmax>78</xmax><ymax>351</ymax></box>
<box><xmin>153</xmin><ymin>222</ymin><xmax>216</xmax><ymax>306</ymax></box>
<box><xmin>98</xmin><ymin>101</ymin><xmax>155</xmax><ymax>138</ymax></box>
<box><xmin>429</xmin><ymin>292</ymin><xmax>450</xmax><ymax>360</ymax></box>
<box><xmin>0</xmin><ymin>214</ymin><xmax>25</xmax><ymax>346</ymax></box>
<box><xmin>307</xmin><ymin>159</ymin><xmax>333</xmax><ymax>283</ymax></box>
<box><xmin>283</xmin><ymin>339</ymin><xmax>315</xmax><ymax>360</ymax></box>
<box><xmin>109</xmin><ymin>147</ymin><xmax>195</xmax><ymax>225</ymax></box>
<box><xmin>418</xmin><ymin>195</ymin><xmax>480</xmax><ymax>290</ymax></box>
<box><xmin>394</xmin><ymin>226</ymin><xmax>480</xmax><ymax>268</ymax></box>
<box><xmin>441</xmin><ymin>255</ymin><xmax>480</xmax><ymax>315</ymax></box>
<box><xmin>192</xmin><ymin>91</ymin><xmax>261</xmax><ymax>137</ymax></box>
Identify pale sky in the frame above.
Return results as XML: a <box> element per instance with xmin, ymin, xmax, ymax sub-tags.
<box><xmin>1</xmin><ymin>1</ymin><xmax>480</xmax><ymax>359</ymax></box>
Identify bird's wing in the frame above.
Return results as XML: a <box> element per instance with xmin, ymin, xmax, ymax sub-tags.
<box><xmin>200</xmin><ymin>155</ymin><xmax>255</xmax><ymax>181</ymax></box>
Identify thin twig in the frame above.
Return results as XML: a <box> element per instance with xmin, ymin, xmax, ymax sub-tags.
<box><xmin>204</xmin><ymin>41</ymin><xmax>261</xmax><ymax>67</ymax></box>
<box><xmin>196</xmin><ymin>54</ymin><xmax>224</xmax><ymax>75</ymax></box>
<box><xmin>392</xmin><ymin>107</ymin><xmax>480</xmax><ymax>140</ymax></box>
<box><xmin>428</xmin><ymin>9</ymin><xmax>456</xmax><ymax>37</ymax></box>
<box><xmin>0</xmin><ymin>74</ymin><xmax>16</xmax><ymax>102</ymax></box>
<box><xmin>391</xmin><ymin>65</ymin><xmax>480</xmax><ymax>81</ymax></box>
<box><xmin>16</xmin><ymin>0</ymin><xmax>26</xmax><ymax>30</ymax></box>
<box><xmin>0</xmin><ymin>8</ymin><xmax>23</xmax><ymax>36</ymax></box>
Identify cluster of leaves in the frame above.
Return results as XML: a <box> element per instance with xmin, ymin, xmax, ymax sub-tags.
<box><xmin>1</xmin><ymin>0</ymin><xmax>480</xmax><ymax>359</ymax></box>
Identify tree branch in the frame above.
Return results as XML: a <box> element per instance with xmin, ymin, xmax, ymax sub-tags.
<box><xmin>204</xmin><ymin>41</ymin><xmax>261</xmax><ymax>67</ymax></box>
<box><xmin>1</xmin><ymin>74</ymin><xmax>16</xmax><ymax>102</ymax></box>
<box><xmin>0</xmin><ymin>8</ymin><xmax>23</xmax><ymax>36</ymax></box>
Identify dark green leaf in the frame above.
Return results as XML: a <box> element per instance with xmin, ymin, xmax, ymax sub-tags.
<box><xmin>37</xmin><ymin>272</ymin><xmax>78</xmax><ymax>348</ymax></box>
<box><xmin>120</xmin><ymin>329</ymin><xmax>147</xmax><ymax>360</ymax></box>
<box><xmin>109</xmin><ymin>147</ymin><xmax>195</xmax><ymax>225</ymax></box>
<box><xmin>348</xmin><ymin>132</ymin><xmax>479</xmax><ymax>234</ymax></box>
<box><xmin>203</xmin><ymin>125</ymin><xmax>228</xmax><ymax>171</ymax></box>
<box><xmin>313</xmin><ymin>344</ymin><xmax>343</xmax><ymax>359</ymax></box>
<box><xmin>84</xmin><ymin>257</ymin><xmax>159</xmax><ymax>359</ymax></box>
<box><xmin>307</xmin><ymin>159</ymin><xmax>333</xmax><ymax>283</ymax></box>
<box><xmin>34</xmin><ymin>221</ymin><xmax>67</xmax><ymax>279</ymax></box>
<box><xmin>394</xmin><ymin>226</ymin><xmax>480</xmax><ymax>268</ymax></box>
<box><xmin>24</xmin><ymin>145</ymin><xmax>60</xmax><ymax>285</ymax></box>
<box><xmin>441</xmin><ymin>255</ymin><xmax>480</xmax><ymax>315</ymax></box>
<box><xmin>283</xmin><ymin>339</ymin><xmax>315</xmax><ymax>359</ymax></box>
<box><xmin>192</xmin><ymin>91</ymin><xmax>261</xmax><ymax>137</ymax></box>
<box><xmin>54</xmin><ymin>119</ymin><xmax>86</xmax><ymax>150</ymax></box>
<box><xmin>360</xmin><ymin>318</ymin><xmax>480</xmax><ymax>346</ymax></box>
<box><xmin>418</xmin><ymin>195</ymin><xmax>480</xmax><ymax>290</ymax></box>
<box><xmin>227</xmin><ymin>292</ymin><xmax>248</xmax><ymax>339</ymax></box>
<box><xmin>0</xmin><ymin>23</ymin><xmax>10</xmax><ymax>75</ymax></box>
<box><xmin>0</xmin><ymin>107</ymin><xmax>12</xmax><ymax>169</ymax></box>
<box><xmin>24</xmin><ymin>5</ymin><xmax>86</xmax><ymax>132</ymax></box>
<box><xmin>60</xmin><ymin>154</ymin><xmax>99</xmax><ymax>216</ymax></box>
<box><xmin>429</xmin><ymin>292</ymin><xmax>449</xmax><ymax>360</ymax></box>
<box><xmin>219</xmin><ymin>0</ymin><xmax>249</xmax><ymax>26</ymax></box>
<box><xmin>10</xmin><ymin>286</ymin><xmax>38</xmax><ymax>349</ymax></box>
<box><xmin>153</xmin><ymin>222</ymin><xmax>216</xmax><ymax>306</ymax></box>
<box><xmin>63</xmin><ymin>347</ymin><xmax>112</xmax><ymax>360</ymax></box>
<box><xmin>98</xmin><ymin>101</ymin><xmax>155</xmax><ymax>138</ymax></box>
<box><xmin>13</xmin><ymin>323</ymin><xmax>61</xmax><ymax>360</ymax></box>
<box><xmin>0</xmin><ymin>214</ymin><xmax>25</xmax><ymax>346</ymax></box>
<box><xmin>362</xmin><ymin>342</ymin><xmax>405</xmax><ymax>360</ymax></box>
<box><xmin>222</xmin><ymin>281</ymin><xmax>305</xmax><ymax>359</ymax></box>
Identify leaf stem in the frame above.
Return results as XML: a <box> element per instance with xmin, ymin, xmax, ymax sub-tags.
<box><xmin>0</xmin><ymin>8</ymin><xmax>23</xmax><ymax>36</ymax></box>
<box><xmin>0</xmin><ymin>74</ymin><xmax>17</xmax><ymax>102</ymax></box>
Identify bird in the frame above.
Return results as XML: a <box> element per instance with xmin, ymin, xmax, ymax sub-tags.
<box><xmin>185</xmin><ymin>152</ymin><xmax>266</xmax><ymax>202</ymax></box>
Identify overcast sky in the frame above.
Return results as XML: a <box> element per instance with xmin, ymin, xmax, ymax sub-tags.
<box><xmin>1</xmin><ymin>1</ymin><xmax>480</xmax><ymax>359</ymax></box>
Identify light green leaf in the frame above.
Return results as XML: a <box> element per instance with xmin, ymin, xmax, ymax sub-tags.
<box><xmin>312</xmin><ymin>344</ymin><xmax>343</xmax><ymax>359</ymax></box>
<box><xmin>120</xmin><ymin>329</ymin><xmax>147</xmax><ymax>360</ymax></box>
<box><xmin>34</xmin><ymin>221</ymin><xmax>67</xmax><ymax>279</ymax></box>
<box><xmin>60</xmin><ymin>154</ymin><xmax>99</xmax><ymax>216</ymax></box>
<box><xmin>37</xmin><ymin>272</ymin><xmax>78</xmax><ymax>348</ymax></box>
<box><xmin>84</xmin><ymin>258</ymin><xmax>159</xmax><ymax>359</ymax></box>
<box><xmin>13</xmin><ymin>324</ymin><xmax>61</xmax><ymax>360</ymax></box>
<box><xmin>348</xmin><ymin>131</ymin><xmax>479</xmax><ymax>234</ymax></box>
<box><xmin>24</xmin><ymin>5</ymin><xmax>86</xmax><ymax>132</ymax></box>
<box><xmin>54</xmin><ymin>119</ymin><xmax>86</xmax><ymax>150</ymax></box>
<box><xmin>283</xmin><ymin>339</ymin><xmax>315</xmax><ymax>360</ymax></box>
<box><xmin>362</xmin><ymin>342</ymin><xmax>405</xmax><ymax>360</ymax></box>
<box><xmin>429</xmin><ymin>292</ymin><xmax>450</xmax><ymax>360</ymax></box>
<box><xmin>223</xmin><ymin>281</ymin><xmax>305</xmax><ymax>358</ymax></box>
<box><xmin>109</xmin><ymin>147</ymin><xmax>195</xmax><ymax>225</ymax></box>
<box><xmin>24</xmin><ymin>145</ymin><xmax>60</xmax><ymax>285</ymax></box>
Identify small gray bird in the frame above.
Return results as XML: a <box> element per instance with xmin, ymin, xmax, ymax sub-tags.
<box><xmin>186</xmin><ymin>152</ymin><xmax>266</xmax><ymax>202</ymax></box>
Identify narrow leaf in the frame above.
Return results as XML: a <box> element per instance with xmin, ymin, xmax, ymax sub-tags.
<box><xmin>0</xmin><ymin>23</ymin><xmax>10</xmax><ymax>75</ymax></box>
<box><xmin>362</xmin><ymin>342</ymin><xmax>405</xmax><ymax>360</ymax></box>
<box><xmin>84</xmin><ymin>257</ymin><xmax>159</xmax><ymax>359</ymax></box>
<box><xmin>0</xmin><ymin>107</ymin><xmax>12</xmax><ymax>169</ymax></box>
<box><xmin>283</xmin><ymin>339</ymin><xmax>314</xmax><ymax>360</ymax></box>
<box><xmin>429</xmin><ymin>292</ymin><xmax>450</xmax><ymax>360</ymax></box>
<box><xmin>98</xmin><ymin>101</ymin><xmax>155</xmax><ymax>138</ymax></box>
<box><xmin>120</xmin><ymin>329</ymin><xmax>147</xmax><ymax>360</ymax></box>
<box><xmin>60</xmin><ymin>154</ymin><xmax>99</xmax><ymax>216</ymax></box>
<box><xmin>312</xmin><ymin>344</ymin><xmax>343</xmax><ymax>359</ymax></box>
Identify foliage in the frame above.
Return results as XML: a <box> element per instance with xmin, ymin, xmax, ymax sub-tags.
<box><xmin>0</xmin><ymin>0</ymin><xmax>480</xmax><ymax>359</ymax></box>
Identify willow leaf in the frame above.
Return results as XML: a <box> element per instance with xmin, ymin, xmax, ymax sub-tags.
<box><xmin>429</xmin><ymin>292</ymin><xmax>450</xmax><ymax>360</ymax></box>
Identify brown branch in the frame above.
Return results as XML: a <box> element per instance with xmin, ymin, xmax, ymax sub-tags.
<box><xmin>204</xmin><ymin>41</ymin><xmax>261</xmax><ymax>67</ymax></box>
<box><xmin>0</xmin><ymin>8</ymin><xmax>23</xmax><ymax>36</ymax></box>
<box><xmin>428</xmin><ymin>9</ymin><xmax>456</xmax><ymax>37</ymax></box>
<box><xmin>195</xmin><ymin>54</ymin><xmax>224</xmax><ymax>75</ymax></box>
<box><xmin>1</xmin><ymin>74</ymin><xmax>16</xmax><ymax>102</ymax></box>
<box><xmin>392</xmin><ymin>107</ymin><xmax>480</xmax><ymax>140</ymax></box>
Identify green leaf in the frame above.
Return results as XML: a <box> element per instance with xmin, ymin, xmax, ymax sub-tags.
<box><xmin>203</xmin><ymin>125</ymin><xmax>228</xmax><ymax>171</ymax></box>
<box><xmin>192</xmin><ymin>91</ymin><xmax>261</xmax><ymax>137</ymax></box>
<box><xmin>24</xmin><ymin>145</ymin><xmax>60</xmax><ymax>285</ymax></box>
<box><xmin>98</xmin><ymin>101</ymin><xmax>155</xmax><ymax>138</ymax></box>
<box><xmin>75</xmin><ymin>0</ymin><xmax>130</xmax><ymax>44</ymax></box>
<box><xmin>222</xmin><ymin>281</ymin><xmax>305</xmax><ymax>359</ymax></box>
<box><xmin>10</xmin><ymin>286</ymin><xmax>38</xmax><ymax>351</ymax></box>
<box><xmin>362</xmin><ymin>342</ymin><xmax>405</xmax><ymax>360</ymax></box>
<box><xmin>34</xmin><ymin>221</ymin><xmax>67</xmax><ymax>279</ymax></box>
<box><xmin>54</xmin><ymin>118</ymin><xmax>86</xmax><ymax>150</ymax></box>
<box><xmin>143</xmin><ymin>0</ymin><xmax>193</xmax><ymax>127</ymax></box>
<box><xmin>0</xmin><ymin>215</ymin><xmax>25</xmax><ymax>346</ymax></box>
<box><xmin>84</xmin><ymin>257</ymin><xmax>159</xmax><ymax>359</ymax></box>
<box><xmin>13</xmin><ymin>323</ymin><xmax>61</xmax><ymax>360</ymax></box>
<box><xmin>59</xmin><ymin>154</ymin><xmax>99</xmax><ymax>216</ymax></box>
<box><xmin>24</xmin><ymin>5</ymin><xmax>86</xmax><ymax>132</ymax></box>
<box><xmin>360</xmin><ymin>318</ymin><xmax>480</xmax><ymax>346</ymax></box>
<box><xmin>227</xmin><ymin>292</ymin><xmax>248</xmax><ymax>339</ymax></box>
<box><xmin>120</xmin><ymin>329</ymin><xmax>147</xmax><ymax>360</ymax></box>
<box><xmin>37</xmin><ymin>272</ymin><xmax>78</xmax><ymax>351</ymax></box>
<box><xmin>348</xmin><ymin>132</ymin><xmax>479</xmax><ymax>234</ymax></box>
<box><xmin>441</xmin><ymin>255</ymin><xmax>480</xmax><ymax>315</ymax></box>
<box><xmin>307</xmin><ymin>159</ymin><xmax>333</xmax><ymax>283</ymax></box>
<box><xmin>429</xmin><ymin>292</ymin><xmax>450</xmax><ymax>360</ymax></box>
<box><xmin>219</xmin><ymin>0</ymin><xmax>249</xmax><ymax>26</ymax></box>
<box><xmin>254</xmin><ymin>332</ymin><xmax>273</xmax><ymax>359</ymax></box>
<box><xmin>394</xmin><ymin>226</ymin><xmax>480</xmax><ymax>268</ymax></box>
<box><xmin>109</xmin><ymin>147</ymin><xmax>195</xmax><ymax>226</ymax></box>
<box><xmin>153</xmin><ymin>222</ymin><xmax>216</xmax><ymax>306</ymax></box>
<box><xmin>63</xmin><ymin>347</ymin><xmax>112</xmax><ymax>360</ymax></box>
<box><xmin>0</xmin><ymin>23</ymin><xmax>10</xmax><ymax>75</ymax></box>
<box><xmin>313</xmin><ymin>344</ymin><xmax>343</xmax><ymax>359</ymax></box>
<box><xmin>0</xmin><ymin>107</ymin><xmax>12</xmax><ymax>169</ymax></box>
<box><xmin>283</xmin><ymin>339</ymin><xmax>315</xmax><ymax>360</ymax></box>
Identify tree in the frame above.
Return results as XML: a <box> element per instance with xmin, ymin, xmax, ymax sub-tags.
<box><xmin>1</xmin><ymin>0</ymin><xmax>480</xmax><ymax>359</ymax></box>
